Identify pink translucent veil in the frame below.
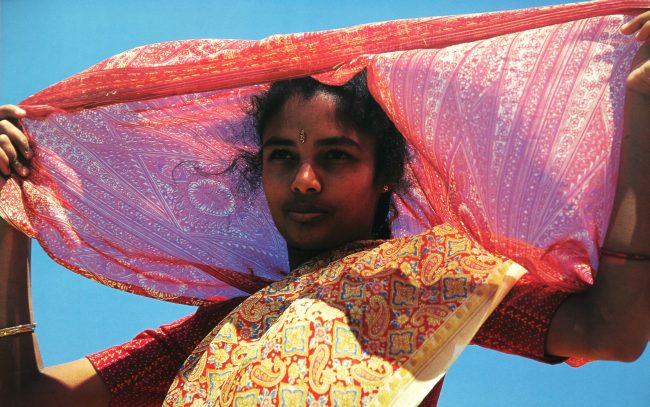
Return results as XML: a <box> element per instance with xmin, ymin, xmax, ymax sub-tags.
<box><xmin>0</xmin><ymin>1</ymin><xmax>647</xmax><ymax>304</ymax></box>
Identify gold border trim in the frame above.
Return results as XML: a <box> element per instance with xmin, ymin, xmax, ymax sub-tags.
<box><xmin>371</xmin><ymin>260</ymin><xmax>527</xmax><ymax>406</ymax></box>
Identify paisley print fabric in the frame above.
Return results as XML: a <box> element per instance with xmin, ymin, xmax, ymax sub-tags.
<box><xmin>0</xmin><ymin>2</ymin><xmax>647</xmax><ymax>302</ymax></box>
<box><xmin>86</xmin><ymin>298</ymin><xmax>246</xmax><ymax>406</ymax></box>
<box><xmin>163</xmin><ymin>224</ymin><xmax>525</xmax><ymax>406</ymax></box>
<box><xmin>86</xmin><ymin>274</ymin><xmax>573</xmax><ymax>406</ymax></box>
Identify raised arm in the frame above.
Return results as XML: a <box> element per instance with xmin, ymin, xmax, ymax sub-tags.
<box><xmin>0</xmin><ymin>105</ymin><xmax>109</xmax><ymax>406</ymax></box>
<box><xmin>545</xmin><ymin>13</ymin><xmax>650</xmax><ymax>361</ymax></box>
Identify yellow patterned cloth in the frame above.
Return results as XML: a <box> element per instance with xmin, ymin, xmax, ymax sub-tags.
<box><xmin>164</xmin><ymin>224</ymin><xmax>525</xmax><ymax>406</ymax></box>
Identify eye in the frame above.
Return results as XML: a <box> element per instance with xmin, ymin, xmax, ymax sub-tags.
<box><xmin>325</xmin><ymin>149</ymin><xmax>352</xmax><ymax>160</ymax></box>
<box><xmin>267</xmin><ymin>149</ymin><xmax>295</xmax><ymax>161</ymax></box>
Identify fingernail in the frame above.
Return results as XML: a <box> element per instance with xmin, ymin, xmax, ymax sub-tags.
<box><xmin>24</xmin><ymin>147</ymin><xmax>33</xmax><ymax>159</ymax></box>
<box><xmin>21</xmin><ymin>167</ymin><xmax>29</xmax><ymax>177</ymax></box>
<box><xmin>15</xmin><ymin>107</ymin><xmax>27</xmax><ymax>116</ymax></box>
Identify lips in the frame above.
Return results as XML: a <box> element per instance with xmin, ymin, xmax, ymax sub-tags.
<box><xmin>283</xmin><ymin>201</ymin><xmax>331</xmax><ymax>223</ymax></box>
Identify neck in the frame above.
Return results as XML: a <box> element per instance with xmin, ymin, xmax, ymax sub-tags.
<box><xmin>287</xmin><ymin>246</ymin><xmax>325</xmax><ymax>270</ymax></box>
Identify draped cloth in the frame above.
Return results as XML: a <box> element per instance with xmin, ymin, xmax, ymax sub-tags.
<box><xmin>1</xmin><ymin>1</ymin><xmax>647</xmax><ymax>404</ymax></box>
<box><xmin>163</xmin><ymin>225</ymin><xmax>526</xmax><ymax>406</ymax></box>
<box><xmin>0</xmin><ymin>1</ymin><xmax>647</xmax><ymax>303</ymax></box>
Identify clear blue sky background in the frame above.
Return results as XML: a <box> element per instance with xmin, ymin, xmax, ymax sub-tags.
<box><xmin>2</xmin><ymin>0</ymin><xmax>648</xmax><ymax>405</ymax></box>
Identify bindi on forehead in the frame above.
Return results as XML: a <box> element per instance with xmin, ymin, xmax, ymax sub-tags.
<box><xmin>262</xmin><ymin>92</ymin><xmax>376</xmax><ymax>154</ymax></box>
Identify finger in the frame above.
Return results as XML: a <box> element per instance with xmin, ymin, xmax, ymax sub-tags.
<box><xmin>0</xmin><ymin>104</ymin><xmax>27</xmax><ymax>119</ymax></box>
<box><xmin>620</xmin><ymin>11</ymin><xmax>650</xmax><ymax>35</ymax></box>
<box><xmin>0</xmin><ymin>133</ymin><xmax>28</xmax><ymax>177</ymax></box>
<box><xmin>0</xmin><ymin>147</ymin><xmax>11</xmax><ymax>177</ymax></box>
<box><xmin>636</xmin><ymin>20</ymin><xmax>650</xmax><ymax>42</ymax></box>
<box><xmin>627</xmin><ymin>61</ymin><xmax>650</xmax><ymax>95</ymax></box>
<box><xmin>0</xmin><ymin>119</ymin><xmax>32</xmax><ymax>160</ymax></box>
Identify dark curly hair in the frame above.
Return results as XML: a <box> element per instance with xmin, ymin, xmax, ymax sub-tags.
<box><xmin>234</xmin><ymin>71</ymin><xmax>409</xmax><ymax>239</ymax></box>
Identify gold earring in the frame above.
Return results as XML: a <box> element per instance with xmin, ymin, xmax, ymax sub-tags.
<box><xmin>382</xmin><ymin>185</ymin><xmax>390</xmax><ymax>193</ymax></box>
<box><xmin>298</xmin><ymin>129</ymin><xmax>306</xmax><ymax>144</ymax></box>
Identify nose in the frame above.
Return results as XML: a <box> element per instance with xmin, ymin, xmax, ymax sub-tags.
<box><xmin>291</xmin><ymin>162</ymin><xmax>321</xmax><ymax>194</ymax></box>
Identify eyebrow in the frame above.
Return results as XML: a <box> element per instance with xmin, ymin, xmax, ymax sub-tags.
<box><xmin>262</xmin><ymin>135</ymin><xmax>361</xmax><ymax>149</ymax></box>
<box><xmin>262</xmin><ymin>136</ymin><xmax>294</xmax><ymax>148</ymax></box>
<box><xmin>316</xmin><ymin>136</ymin><xmax>361</xmax><ymax>148</ymax></box>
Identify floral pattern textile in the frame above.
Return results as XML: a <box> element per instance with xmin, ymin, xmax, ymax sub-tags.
<box><xmin>163</xmin><ymin>224</ymin><xmax>525</xmax><ymax>406</ymax></box>
<box><xmin>0</xmin><ymin>2</ymin><xmax>648</xmax><ymax>303</ymax></box>
<box><xmin>87</xmin><ymin>273</ymin><xmax>572</xmax><ymax>406</ymax></box>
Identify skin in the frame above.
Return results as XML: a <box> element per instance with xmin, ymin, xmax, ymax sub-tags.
<box><xmin>0</xmin><ymin>12</ymin><xmax>650</xmax><ymax>405</ymax></box>
<box><xmin>261</xmin><ymin>93</ymin><xmax>384</xmax><ymax>269</ymax></box>
<box><xmin>546</xmin><ymin>22</ymin><xmax>650</xmax><ymax>361</ymax></box>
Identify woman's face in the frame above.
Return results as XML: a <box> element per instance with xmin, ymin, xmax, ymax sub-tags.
<box><xmin>262</xmin><ymin>92</ymin><xmax>383</xmax><ymax>254</ymax></box>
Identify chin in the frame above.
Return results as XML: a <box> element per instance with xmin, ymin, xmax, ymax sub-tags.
<box><xmin>284</xmin><ymin>231</ymin><xmax>341</xmax><ymax>253</ymax></box>
<box><xmin>286</xmin><ymin>238</ymin><xmax>334</xmax><ymax>253</ymax></box>
<box><xmin>287</xmin><ymin>230</ymin><xmax>369</xmax><ymax>254</ymax></box>
<box><xmin>279</xmin><ymin>222</ymin><xmax>373</xmax><ymax>253</ymax></box>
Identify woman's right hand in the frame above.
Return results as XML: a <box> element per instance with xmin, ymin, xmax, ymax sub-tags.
<box><xmin>0</xmin><ymin>104</ymin><xmax>33</xmax><ymax>181</ymax></box>
<box><xmin>1</xmin><ymin>105</ymin><xmax>111</xmax><ymax>406</ymax></box>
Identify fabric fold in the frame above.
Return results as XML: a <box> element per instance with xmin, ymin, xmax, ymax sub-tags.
<box><xmin>0</xmin><ymin>0</ymin><xmax>648</xmax><ymax>303</ymax></box>
<box><xmin>163</xmin><ymin>225</ymin><xmax>527</xmax><ymax>406</ymax></box>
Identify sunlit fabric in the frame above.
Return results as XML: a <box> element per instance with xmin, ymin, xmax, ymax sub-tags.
<box><xmin>0</xmin><ymin>1</ymin><xmax>647</xmax><ymax>303</ymax></box>
<box><xmin>164</xmin><ymin>225</ymin><xmax>526</xmax><ymax>406</ymax></box>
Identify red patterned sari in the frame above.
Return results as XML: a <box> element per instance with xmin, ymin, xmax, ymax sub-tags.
<box><xmin>0</xmin><ymin>1</ymin><xmax>648</xmax><ymax>405</ymax></box>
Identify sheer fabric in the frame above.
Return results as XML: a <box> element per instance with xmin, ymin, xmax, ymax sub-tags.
<box><xmin>0</xmin><ymin>1</ymin><xmax>647</xmax><ymax>303</ymax></box>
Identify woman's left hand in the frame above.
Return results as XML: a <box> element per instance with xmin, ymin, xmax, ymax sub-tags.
<box><xmin>546</xmin><ymin>11</ymin><xmax>650</xmax><ymax>362</ymax></box>
<box><xmin>621</xmin><ymin>10</ymin><xmax>650</xmax><ymax>95</ymax></box>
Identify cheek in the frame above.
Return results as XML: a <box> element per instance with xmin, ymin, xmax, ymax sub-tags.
<box><xmin>262</xmin><ymin>175</ymin><xmax>280</xmax><ymax>211</ymax></box>
<box><xmin>342</xmin><ymin>173</ymin><xmax>381</xmax><ymax>212</ymax></box>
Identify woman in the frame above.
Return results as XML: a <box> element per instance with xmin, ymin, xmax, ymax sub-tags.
<box><xmin>1</xmin><ymin>8</ymin><xmax>650</xmax><ymax>407</ymax></box>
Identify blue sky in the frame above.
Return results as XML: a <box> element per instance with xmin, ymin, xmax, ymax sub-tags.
<box><xmin>2</xmin><ymin>0</ymin><xmax>648</xmax><ymax>405</ymax></box>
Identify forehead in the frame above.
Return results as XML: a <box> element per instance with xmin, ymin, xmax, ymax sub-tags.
<box><xmin>264</xmin><ymin>92</ymin><xmax>339</xmax><ymax>133</ymax></box>
<box><xmin>262</xmin><ymin>92</ymin><xmax>373</xmax><ymax>147</ymax></box>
